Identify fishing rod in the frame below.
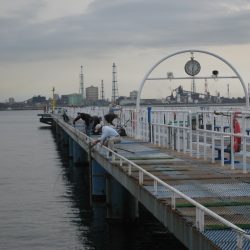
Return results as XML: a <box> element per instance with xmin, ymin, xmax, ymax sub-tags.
<box><xmin>214</xmin><ymin>111</ymin><xmax>250</xmax><ymax>119</ymax></box>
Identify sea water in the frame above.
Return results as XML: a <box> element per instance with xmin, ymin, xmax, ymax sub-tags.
<box><xmin>0</xmin><ymin>110</ymin><xmax>186</xmax><ymax>250</ymax></box>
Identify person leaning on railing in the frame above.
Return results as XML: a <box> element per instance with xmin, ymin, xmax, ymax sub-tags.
<box><xmin>73</xmin><ymin>112</ymin><xmax>101</xmax><ymax>135</ymax></box>
<box><xmin>92</xmin><ymin>124</ymin><xmax>121</xmax><ymax>152</ymax></box>
<box><xmin>104</xmin><ymin>112</ymin><xmax>118</xmax><ymax>126</ymax></box>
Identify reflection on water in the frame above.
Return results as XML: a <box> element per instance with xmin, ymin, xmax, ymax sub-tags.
<box><xmin>60</xmin><ymin>158</ymin><xmax>187</xmax><ymax>250</ymax></box>
<box><xmin>54</xmin><ymin>118</ymin><xmax>187</xmax><ymax>250</ymax></box>
<box><xmin>0</xmin><ymin>110</ymin><xmax>186</xmax><ymax>250</ymax></box>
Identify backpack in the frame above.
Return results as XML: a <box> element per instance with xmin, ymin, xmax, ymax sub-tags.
<box><xmin>119</xmin><ymin>127</ymin><xmax>127</xmax><ymax>136</ymax></box>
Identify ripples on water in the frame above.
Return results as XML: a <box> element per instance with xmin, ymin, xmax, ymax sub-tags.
<box><xmin>0</xmin><ymin>110</ymin><xmax>186</xmax><ymax>250</ymax></box>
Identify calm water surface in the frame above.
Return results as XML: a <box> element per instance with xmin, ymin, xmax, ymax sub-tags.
<box><xmin>0</xmin><ymin>110</ymin><xmax>186</xmax><ymax>250</ymax></box>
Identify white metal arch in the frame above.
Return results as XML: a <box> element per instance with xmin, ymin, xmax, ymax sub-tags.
<box><xmin>136</xmin><ymin>49</ymin><xmax>249</xmax><ymax>138</ymax></box>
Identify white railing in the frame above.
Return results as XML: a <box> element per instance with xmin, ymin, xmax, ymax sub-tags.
<box><xmin>56</xmin><ymin>116</ymin><xmax>250</xmax><ymax>249</ymax></box>
<box><xmin>136</xmin><ymin>108</ymin><xmax>250</xmax><ymax>174</ymax></box>
<box><xmin>106</xmin><ymin>144</ymin><xmax>250</xmax><ymax>249</ymax></box>
<box><xmin>63</xmin><ymin>106</ymin><xmax>250</xmax><ymax>174</ymax></box>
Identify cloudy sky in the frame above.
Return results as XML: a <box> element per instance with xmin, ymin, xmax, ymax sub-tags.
<box><xmin>1</xmin><ymin>0</ymin><xmax>250</xmax><ymax>102</ymax></box>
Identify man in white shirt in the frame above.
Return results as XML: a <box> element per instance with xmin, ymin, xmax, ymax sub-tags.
<box><xmin>92</xmin><ymin>124</ymin><xmax>121</xmax><ymax>151</ymax></box>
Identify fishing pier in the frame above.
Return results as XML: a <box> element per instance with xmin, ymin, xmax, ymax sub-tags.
<box><xmin>43</xmin><ymin>49</ymin><xmax>250</xmax><ymax>249</ymax></box>
<box><xmin>47</xmin><ymin>107</ymin><xmax>250</xmax><ymax>250</ymax></box>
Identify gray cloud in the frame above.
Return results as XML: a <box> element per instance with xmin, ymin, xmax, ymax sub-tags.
<box><xmin>0</xmin><ymin>0</ymin><xmax>250</xmax><ymax>63</ymax></box>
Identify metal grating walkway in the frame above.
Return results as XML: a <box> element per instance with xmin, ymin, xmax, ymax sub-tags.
<box><xmin>144</xmin><ymin>183</ymin><xmax>250</xmax><ymax>199</ymax></box>
<box><xmin>57</xmin><ymin>117</ymin><xmax>250</xmax><ymax>250</ymax></box>
<box><xmin>203</xmin><ymin>229</ymin><xmax>250</xmax><ymax>250</ymax></box>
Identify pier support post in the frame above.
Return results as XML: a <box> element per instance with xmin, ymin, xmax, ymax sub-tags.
<box><xmin>57</xmin><ymin>130</ymin><xmax>69</xmax><ymax>155</ymax></box>
<box><xmin>88</xmin><ymin>143</ymin><xmax>93</xmax><ymax>206</ymax></box>
<box><xmin>55</xmin><ymin>123</ymin><xmax>60</xmax><ymax>136</ymax></box>
<box><xmin>62</xmin><ymin>131</ymin><xmax>69</xmax><ymax>148</ymax></box>
<box><xmin>57</xmin><ymin>129</ymin><xmax>69</xmax><ymax>150</ymax></box>
<box><xmin>68</xmin><ymin>137</ymin><xmax>73</xmax><ymax>158</ymax></box>
<box><xmin>91</xmin><ymin>160</ymin><xmax>106</xmax><ymax>199</ymax></box>
<box><xmin>72</xmin><ymin>141</ymin><xmax>87</xmax><ymax>165</ymax></box>
<box><xmin>106</xmin><ymin>174</ymin><xmax>139</xmax><ymax>221</ymax></box>
<box><xmin>147</xmin><ymin>106</ymin><xmax>152</xmax><ymax>142</ymax></box>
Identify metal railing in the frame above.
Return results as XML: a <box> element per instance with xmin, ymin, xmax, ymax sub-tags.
<box><xmin>63</xmin><ymin>106</ymin><xmax>250</xmax><ymax>174</ymax></box>
<box><xmin>55</xmin><ymin>114</ymin><xmax>250</xmax><ymax>249</ymax></box>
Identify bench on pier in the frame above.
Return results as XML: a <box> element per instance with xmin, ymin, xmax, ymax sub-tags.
<box><xmin>214</xmin><ymin>146</ymin><xmax>240</xmax><ymax>164</ymax></box>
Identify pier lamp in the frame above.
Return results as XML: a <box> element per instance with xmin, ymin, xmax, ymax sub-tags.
<box><xmin>167</xmin><ymin>72</ymin><xmax>174</xmax><ymax>80</ymax></box>
<box><xmin>212</xmin><ymin>70</ymin><xmax>219</xmax><ymax>79</ymax></box>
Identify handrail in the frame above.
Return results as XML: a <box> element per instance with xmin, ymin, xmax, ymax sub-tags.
<box><xmin>96</xmin><ymin>137</ymin><xmax>250</xmax><ymax>246</ymax></box>
<box><xmin>53</xmin><ymin>114</ymin><xmax>250</xmax><ymax>248</ymax></box>
<box><xmin>62</xmin><ymin>107</ymin><xmax>250</xmax><ymax>172</ymax></box>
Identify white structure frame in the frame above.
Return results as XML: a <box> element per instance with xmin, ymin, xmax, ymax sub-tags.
<box><xmin>136</xmin><ymin>49</ymin><xmax>249</xmax><ymax>138</ymax></box>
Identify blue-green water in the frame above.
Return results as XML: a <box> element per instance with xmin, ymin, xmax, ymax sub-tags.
<box><xmin>0</xmin><ymin>110</ymin><xmax>186</xmax><ymax>250</ymax></box>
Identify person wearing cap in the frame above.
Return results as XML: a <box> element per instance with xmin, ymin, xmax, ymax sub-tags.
<box><xmin>92</xmin><ymin>124</ymin><xmax>121</xmax><ymax>151</ymax></box>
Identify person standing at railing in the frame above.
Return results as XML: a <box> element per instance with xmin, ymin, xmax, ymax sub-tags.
<box><xmin>62</xmin><ymin>109</ymin><xmax>69</xmax><ymax>122</ymax></box>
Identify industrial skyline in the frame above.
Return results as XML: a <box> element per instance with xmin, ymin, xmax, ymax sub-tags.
<box><xmin>0</xmin><ymin>0</ymin><xmax>250</xmax><ymax>102</ymax></box>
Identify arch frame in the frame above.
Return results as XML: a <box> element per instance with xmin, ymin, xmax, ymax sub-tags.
<box><xmin>136</xmin><ymin>49</ymin><xmax>249</xmax><ymax>138</ymax></box>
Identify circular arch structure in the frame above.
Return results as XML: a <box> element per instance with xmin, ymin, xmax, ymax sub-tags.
<box><xmin>136</xmin><ymin>49</ymin><xmax>249</xmax><ymax>138</ymax></box>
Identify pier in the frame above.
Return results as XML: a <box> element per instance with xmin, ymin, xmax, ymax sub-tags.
<box><xmin>37</xmin><ymin>113</ymin><xmax>53</xmax><ymax>125</ymax></box>
<box><xmin>47</xmin><ymin>110</ymin><xmax>250</xmax><ymax>250</ymax></box>
<box><xmin>40</xmin><ymin>50</ymin><xmax>250</xmax><ymax>249</ymax></box>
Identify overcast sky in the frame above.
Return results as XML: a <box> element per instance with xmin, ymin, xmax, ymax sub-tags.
<box><xmin>1</xmin><ymin>0</ymin><xmax>250</xmax><ymax>102</ymax></box>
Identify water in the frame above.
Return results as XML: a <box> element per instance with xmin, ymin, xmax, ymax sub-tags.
<box><xmin>0</xmin><ymin>110</ymin><xmax>186</xmax><ymax>250</ymax></box>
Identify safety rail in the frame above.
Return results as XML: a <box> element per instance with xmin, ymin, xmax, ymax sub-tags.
<box><xmin>191</xmin><ymin>110</ymin><xmax>250</xmax><ymax>173</ymax></box>
<box><xmin>54</xmin><ymin>114</ymin><xmax>250</xmax><ymax>249</ymax></box>
<box><xmin>106</xmin><ymin>145</ymin><xmax>250</xmax><ymax>249</ymax></box>
<box><xmin>62</xmin><ymin>106</ymin><xmax>250</xmax><ymax>173</ymax></box>
<box><xmin>147</xmin><ymin>109</ymin><xmax>250</xmax><ymax>173</ymax></box>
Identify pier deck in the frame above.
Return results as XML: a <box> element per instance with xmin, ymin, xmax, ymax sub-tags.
<box><xmin>111</xmin><ymin>139</ymin><xmax>250</xmax><ymax>247</ymax></box>
<box><xmin>52</xmin><ymin>115</ymin><xmax>250</xmax><ymax>249</ymax></box>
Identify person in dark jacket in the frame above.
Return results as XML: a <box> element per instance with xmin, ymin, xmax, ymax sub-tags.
<box><xmin>62</xmin><ymin>109</ymin><xmax>69</xmax><ymax>122</ymax></box>
<box><xmin>73</xmin><ymin>113</ymin><xmax>101</xmax><ymax>135</ymax></box>
<box><xmin>104</xmin><ymin>112</ymin><xmax>118</xmax><ymax>126</ymax></box>
<box><xmin>91</xmin><ymin>116</ymin><xmax>102</xmax><ymax>134</ymax></box>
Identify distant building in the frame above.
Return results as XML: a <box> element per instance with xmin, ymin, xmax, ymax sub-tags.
<box><xmin>8</xmin><ymin>97</ymin><xmax>15</xmax><ymax>104</ymax></box>
<box><xmin>32</xmin><ymin>95</ymin><xmax>46</xmax><ymax>104</ymax></box>
<box><xmin>61</xmin><ymin>95</ymin><xmax>69</xmax><ymax>105</ymax></box>
<box><xmin>130</xmin><ymin>90</ymin><xmax>138</xmax><ymax>100</ymax></box>
<box><xmin>119</xmin><ymin>98</ymin><xmax>136</xmax><ymax>106</ymax></box>
<box><xmin>54</xmin><ymin>94</ymin><xmax>60</xmax><ymax>101</ymax></box>
<box><xmin>67</xmin><ymin>93</ymin><xmax>83</xmax><ymax>106</ymax></box>
<box><xmin>86</xmin><ymin>86</ymin><xmax>98</xmax><ymax>102</ymax></box>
